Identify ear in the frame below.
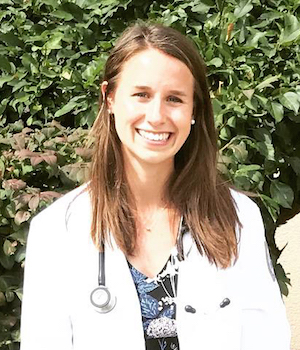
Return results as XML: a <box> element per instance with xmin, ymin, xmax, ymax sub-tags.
<box><xmin>101</xmin><ymin>81</ymin><xmax>114</xmax><ymax>112</ymax></box>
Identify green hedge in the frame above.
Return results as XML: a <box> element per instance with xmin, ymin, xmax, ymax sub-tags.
<box><xmin>1</xmin><ymin>0</ymin><xmax>300</xmax><ymax>348</ymax></box>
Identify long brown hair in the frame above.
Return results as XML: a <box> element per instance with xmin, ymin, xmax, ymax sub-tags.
<box><xmin>89</xmin><ymin>22</ymin><xmax>240</xmax><ymax>268</ymax></box>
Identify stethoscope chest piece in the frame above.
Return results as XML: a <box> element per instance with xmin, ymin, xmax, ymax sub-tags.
<box><xmin>90</xmin><ymin>285</ymin><xmax>116</xmax><ymax>313</ymax></box>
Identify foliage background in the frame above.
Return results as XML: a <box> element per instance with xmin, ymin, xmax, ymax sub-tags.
<box><xmin>1</xmin><ymin>0</ymin><xmax>300</xmax><ymax>348</ymax></box>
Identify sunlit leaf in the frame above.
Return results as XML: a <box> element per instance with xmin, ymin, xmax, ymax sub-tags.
<box><xmin>256</xmin><ymin>76</ymin><xmax>279</xmax><ymax>91</ymax></box>
<box><xmin>0</xmin><ymin>75</ymin><xmax>14</xmax><ymax>88</ymax></box>
<box><xmin>207</xmin><ymin>57</ymin><xmax>222</xmax><ymax>67</ymax></box>
<box><xmin>234</xmin><ymin>0</ymin><xmax>253</xmax><ymax>19</ymax></box>
<box><xmin>279</xmin><ymin>14</ymin><xmax>300</xmax><ymax>45</ymax></box>
<box><xmin>270</xmin><ymin>181</ymin><xmax>294</xmax><ymax>209</ymax></box>
<box><xmin>51</xmin><ymin>10</ymin><xmax>74</xmax><ymax>21</ymax></box>
<box><xmin>270</xmin><ymin>102</ymin><xmax>284</xmax><ymax>123</ymax></box>
<box><xmin>279</xmin><ymin>92</ymin><xmax>300</xmax><ymax>113</ymax></box>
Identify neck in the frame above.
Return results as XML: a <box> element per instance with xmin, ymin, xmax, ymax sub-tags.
<box><xmin>123</xmin><ymin>154</ymin><xmax>174</xmax><ymax>211</ymax></box>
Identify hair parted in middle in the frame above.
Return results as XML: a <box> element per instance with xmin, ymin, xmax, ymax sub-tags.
<box><xmin>89</xmin><ymin>22</ymin><xmax>240</xmax><ymax>268</ymax></box>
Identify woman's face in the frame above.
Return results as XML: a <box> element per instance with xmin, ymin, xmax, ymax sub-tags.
<box><xmin>105</xmin><ymin>48</ymin><xmax>194</xmax><ymax>168</ymax></box>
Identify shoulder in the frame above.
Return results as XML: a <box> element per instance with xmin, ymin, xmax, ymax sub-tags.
<box><xmin>229</xmin><ymin>189</ymin><xmax>267</xmax><ymax>261</ymax></box>
<box><xmin>30</xmin><ymin>184</ymin><xmax>90</xmax><ymax>228</ymax></box>
<box><xmin>230</xmin><ymin>188</ymin><xmax>261</xmax><ymax>222</ymax></box>
<box><xmin>230</xmin><ymin>189</ymin><xmax>266</xmax><ymax>246</ymax></box>
<box><xmin>27</xmin><ymin>184</ymin><xmax>91</xmax><ymax>256</ymax></box>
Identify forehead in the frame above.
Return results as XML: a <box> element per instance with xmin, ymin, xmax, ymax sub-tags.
<box><xmin>117</xmin><ymin>48</ymin><xmax>194</xmax><ymax>89</ymax></box>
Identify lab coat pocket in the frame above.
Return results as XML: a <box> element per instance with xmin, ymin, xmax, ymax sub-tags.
<box><xmin>195</xmin><ymin>299</ymin><xmax>241</xmax><ymax>350</ymax></box>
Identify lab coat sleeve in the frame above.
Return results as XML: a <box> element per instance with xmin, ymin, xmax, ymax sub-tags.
<box><xmin>235</xmin><ymin>194</ymin><xmax>291</xmax><ymax>350</ymax></box>
<box><xmin>21</xmin><ymin>211</ymin><xmax>73</xmax><ymax>350</ymax></box>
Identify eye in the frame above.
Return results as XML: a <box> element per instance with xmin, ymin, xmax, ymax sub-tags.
<box><xmin>167</xmin><ymin>95</ymin><xmax>183</xmax><ymax>103</ymax></box>
<box><xmin>133</xmin><ymin>92</ymin><xmax>149</xmax><ymax>99</ymax></box>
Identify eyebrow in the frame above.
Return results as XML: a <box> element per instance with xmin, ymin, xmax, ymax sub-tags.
<box><xmin>133</xmin><ymin>86</ymin><xmax>188</xmax><ymax>97</ymax></box>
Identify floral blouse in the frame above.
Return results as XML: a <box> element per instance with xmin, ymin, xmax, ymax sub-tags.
<box><xmin>128</xmin><ymin>247</ymin><xmax>180</xmax><ymax>350</ymax></box>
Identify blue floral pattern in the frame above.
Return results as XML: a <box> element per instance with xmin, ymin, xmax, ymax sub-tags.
<box><xmin>128</xmin><ymin>247</ymin><xmax>180</xmax><ymax>350</ymax></box>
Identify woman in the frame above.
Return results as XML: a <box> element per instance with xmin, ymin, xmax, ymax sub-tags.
<box><xmin>21</xmin><ymin>23</ymin><xmax>290</xmax><ymax>350</ymax></box>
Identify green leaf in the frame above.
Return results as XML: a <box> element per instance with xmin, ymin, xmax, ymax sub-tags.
<box><xmin>12</xmin><ymin>80</ymin><xmax>29</xmax><ymax>93</ymax></box>
<box><xmin>3</xmin><ymin>240</ymin><xmax>16</xmax><ymax>256</ymax></box>
<box><xmin>279</xmin><ymin>92</ymin><xmax>299</xmax><ymax>113</ymax></box>
<box><xmin>191</xmin><ymin>3</ymin><xmax>213</xmax><ymax>14</ymax></box>
<box><xmin>227</xmin><ymin>116</ymin><xmax>236</xmax><ymax>128</ymax></box>
<box><xmin>279</xmin><ymin>14</ymin><xmax>300</xmax><ymax>45</ymax></box>
<box><xmin>0</xmin><ymin>55</ymin><xmax>11</xmax><ymax>72</ymax></box>
<box><xmin>219</xmin><ymin>126</ymin><xmax>231</xmax><ymax>140</ymax></box>
<box><xmin>275</xmin><ymin>263</ymin><xmax>291</xmax><ymax>296</ymax></box>
<box><xmin>270</xmin><ymin>181</ymin><xmax>294</xmax><ymax>208</ymax></box>
<box><xmin>43</xmin><ymin>32</ymin><xmax>65</xmax><ymax>52</ymax></box>
<box><xmin>61</xmin><ymin>3</ymin><xmax>84</xmax><ymax>21</ymax></box>
<box><xmin>245</xmin><ymin>31</ymin><xmax>266</xmax><ymax>48</ymax></box>
<box><xmin>253</xmin><ymin>128</ymin><xmax>275</xmax><ymax>160</ymax></box>
<box><xmin>207</xmin><ymin>57</ymin><xmax>222</xmax><ymax>67</ymax></box>
<box><xmin>259</xmin><ymin>194</ymin><xmax>280</xmax><ymax>222</ymax></box>
<box><xmin>14</xmin><ymin>246</ymin><xmax>26</xmax><ymax>263</ymax></box>
<box><xmin>289</xmin><ymin>157</ymin><xmax>300</xmax><ymax>175</ymax></box>
<box><xmin>21</xmin><ymin>53</ymin><xmax>38</xmax><ymax>73</ymax></box>
<box><xmin>0</xmin><ymin>275</ymin><xmax>19</xmax><ymax>292</ymax></box>
<box><xmin>230</xmin><ymin>142</ymin><xmax>248</xmax><ymax>162</ymax></box>
<box><xmin>235</xmin><ymin>164</ymin><xmax>262</xmax><ymax>176</ymax></box>
<box><xmin>4</xmin><ymin>202</ymin><xmax>16</xmax><ymax>218</ymax></box>
<box><xmin>40</xmin><ymin>0</ymin><xmax>59</xmax><ymax>6</ymax></box>
<box><xmin>8</xmin><ymin>230</ymin><xmax>27</xmax><ymax>245</ymax></box>
<box><xmin>253</xmin><ymin>128</ymin><xmax>271</xmax><ymax>143</ymax></box>
<box><xmin>256</xmin><ymin>76</ymin><xmax>279</xmax><ymax>91</ymax></box>
<box><xmin>6</xmin><ymin>290</ymin><xmax>14</xmax><ymax>302</ymax></box>
<box><xmin>0</xmin><ymin>159</ymin><xmax>5</xmax><ymax>178</ymax></box>
<box><xmin>15</xmin><ymin>287</ymin><xmax>23</xmax><ymax>301</ymax></box>
<box><xmin>270</xmin><ymin>102</ymin><xmax>284</xmax><ymax>123</ymax></box>
<box><xmin>51</xmin><ymin>10</ymin><xmax>74</xmax><ymax>21</ymax></box>
<box><xmin>258</xmin><ymin>141</ymin><xmax>275</xmax><ymax>161</ymax></box>
<box><xmin>234</xmin><ymin>0</ymin><xmax>253</xmax><ymax>19</ymax></box>
<box><xmin>255</xmin><ymin>94</ymin><xmax>268</xmax><ymax>108</ymax></box>
<box><xmin>40</xmin><ymin>66</ymin><xmax>57</xmax><ymax>78</ymax></box>
<box><xmin>0</xmin><ymin>291</ymin><xmax>5</xmax><ymax>306</ymax></box>
<box><xmin>0</xmin><ymin>75</ymin><xmax>14</xmax><ymax>88</ymax></box>
<box><xmin>242</xmin><ymin>89</ymin><xmax>254</xmax><ymax>100</ymax></box>
<box><xmin>216</xmin><ymin>0</ymin><xmax>225</xmax><ymax>12</ymax></box>
<box><xmin>54</xmin><ymin>98</ymin><xmax>81</xmax><ymax>118</ymax></box>
<box><xmin>0</xmin><ymin>32</ymin><xmax>23</xmax><ymax>47</ymax></box>
<box><xmin>82</xmin><ymin>58</ymin><xmax>105</xmax><ymax>86</ymax></box>
<box><xmin>0</xmin><ymin>249</ymin><xmax>14</xmax><ymax>270</ymax></box>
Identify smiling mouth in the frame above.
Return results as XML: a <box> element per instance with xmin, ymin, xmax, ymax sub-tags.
<box><xmin>136</xmin><ymin>129</ymin><xmax>172</xmax><ymax>141</ymax></box>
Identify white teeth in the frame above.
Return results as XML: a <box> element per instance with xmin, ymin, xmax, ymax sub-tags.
<box><xmin>138</xmin><ymin>130</ymin><xmax>170</xmax><ymax>141</ymax></box>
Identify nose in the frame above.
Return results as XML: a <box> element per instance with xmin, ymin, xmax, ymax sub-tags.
<box><xmin>145</xmin><ymin>97</ymin><xmax>166</xmax><ymax>125</ymax></box>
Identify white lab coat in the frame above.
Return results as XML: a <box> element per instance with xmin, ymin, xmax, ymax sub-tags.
<box><xmin>20</xmin><ymin>185</ymin><xmax>290</xmax><ymax>350</ymax></box>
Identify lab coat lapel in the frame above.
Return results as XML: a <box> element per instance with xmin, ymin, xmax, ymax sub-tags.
<box><xmin>67</xmin><ymin>191</ymin><xmax>145</xmax><ymax>350</ymax></box>
<box><xmin>177</xmin><ymin>232</ymin><xmax>241</xmax><ymax>350</ymax></box>
<box><xmin>102</xmin><ymin>237</ymin><xmax>146</xmax><ymax>349</ymax></box>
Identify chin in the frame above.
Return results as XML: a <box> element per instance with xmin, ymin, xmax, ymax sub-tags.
<box><xmin>138</xmin><ymin>154</ymin><xmax>175</xmax><ymax>167</ymax></box>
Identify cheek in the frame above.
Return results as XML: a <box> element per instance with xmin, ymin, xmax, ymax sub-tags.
<box><xmin>172</xmin><ymin>110</ymin><xmax>192</xmax><ymax>131</ymax></box>
<box><xmin>113</xmin><ymin>98</ymin><xmax>140</xmax><ymax>125</ymax></box>
<box><xmin>113</xmin><ymin>105</ymin><xmax>139</xmax><ymax>141</ymax></box>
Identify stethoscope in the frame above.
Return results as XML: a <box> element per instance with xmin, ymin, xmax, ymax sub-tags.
<box><xmin>90</xmin><ymin>219</ymin><xmax>231</xmax><ymax>314</ymax></box>
<box><xmin>90</xmin><ymin>248</ymin><xmax>231</xmax><ymax>314</ymax></box>
<box><xmin>90</xmin><ymin>249</ymin><xmax>117</xmax><ymax>313</ymax></box>
<box><xmin>89</xmin><ymin>217</ymin><xmax>183</xmax><ymax>314</ymax></box>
